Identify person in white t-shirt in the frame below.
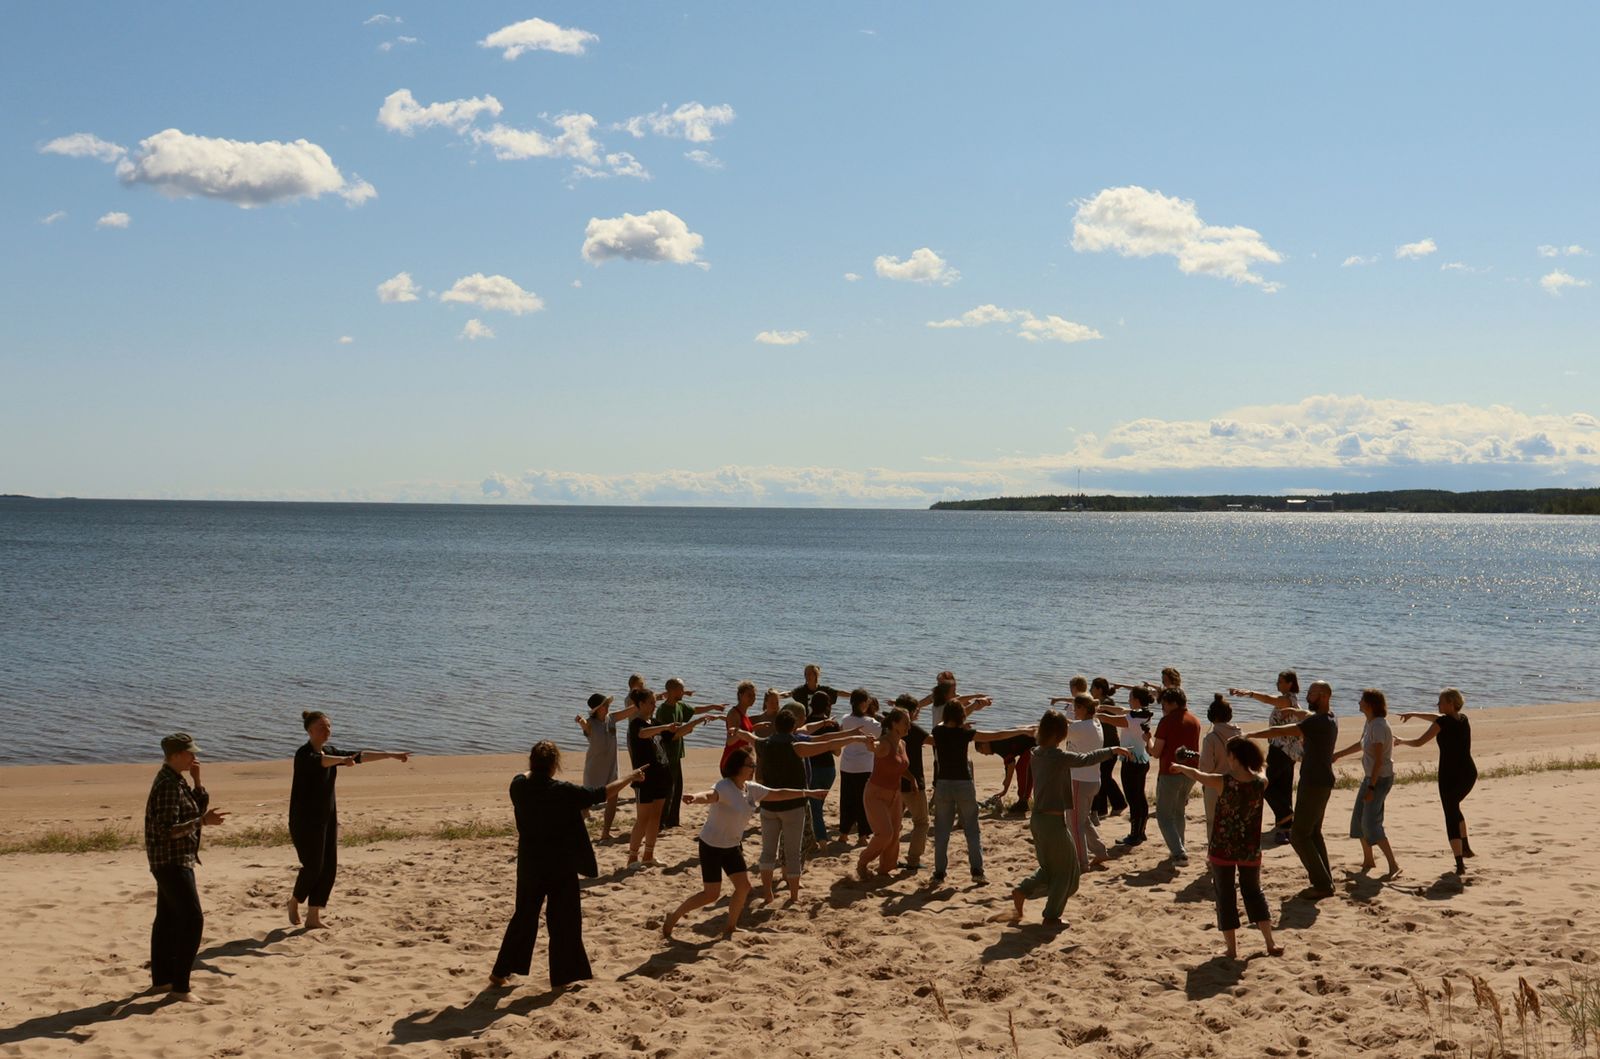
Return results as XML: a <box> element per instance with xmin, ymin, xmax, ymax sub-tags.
<box><xmin>662</xmin><ymin>749</ymin><xmax>827</xmax><ymax>940</ymax></box>
<box><xmin>1333</xmin><ymin>688</ymin><xmax>1401</xmax><ymax>878</ymax></box>
<box><xmin>1065</xmin><ymin>695</ymin><xmax>1111</xmax><ymax>867</ymax></box>
<box><xmin>835</xmin><ymin>689</ymin><xmax>883</xmax><ymax>846</ymax></box>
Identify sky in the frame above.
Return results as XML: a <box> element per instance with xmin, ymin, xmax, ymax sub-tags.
<box><xmin>3</xmin><ymin>3</ymin><xmax>1598</xmax><ymax>506</ymax></box>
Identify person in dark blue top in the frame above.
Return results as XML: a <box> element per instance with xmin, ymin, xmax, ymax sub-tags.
<box><xmin>491</xmin><ymin>741</ymin><xmax>646</xmax><ymax>990</ymax></box>
<box><xmin>287</xmin><ymin>711</ymin><xmax>409</xmax><ymax>930</ymax></box>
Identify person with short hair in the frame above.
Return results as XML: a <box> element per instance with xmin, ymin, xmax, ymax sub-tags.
<box><xmin>1169</xmin><ymin>737</ymin><xmax>1284</xmax><ymax>961</ymax></box>
<box><xmin>930</xmin><ymin>701</ymin><xmax>1035</xmax><ymax>884</ymax></box>
<box><xmin>789</xmin><ymin>664</ymin><xmax>844</xmax><ymax>710</ymax></box>
<box><xmin>1198</xmin><ymin>694</ymin><xmax>1243</xmax><ymax>848</ymax></box>
<box><xmin>1397</xmin><ymin>687</ymin><xmax>1477</xmax><ymax>875</ymax></box>
<box><xmin>836</xmin><ymin>688</ymin><xmax>882</xmax><ymax>845</ymax></box>
<box><xmin>287</xmin><ymin>711</ymin><xmax>408</xmax><ymax>929</ymax></box>
<box><xmin>654</xmin><ymin>678</ymin><xmax>723</xmax><ymax>829</ymax></box>
<box><xmin>1150</xmin><ymin>687</ymin><xmax>1202</xmax><ymax>864</ymax></box>
<box><xmin>722</xmin><ymin>681</ymin><xmax>760</xmax><ymax>773</ymax></box>
<box><xmin>1333</xmin><ymin>688</ymin><xmax>1401</xmax><ymax>878</ymax></box>
<box><xmin>1088</xmin><ymin>677</ymin><xmax>1128</xmax><ymax>821</ymax></box>
<box><xmin>1247</xmin><ymin>680</ymin><xmax>1339</xmax><ymax>898</ymax></box>
<box><xmin>897</xmin><ymin>693</ymin><xmax>933</xmax><ymax>870</ymax></box>
<box><xmin>1229</xmin><ymin>670</ymin><xmax>1304</xmax><ymax>845</ymax></box>
<box><xmin>491</xmin><ymin>742</ymin><xmax>646</xmax><ymax>989</ymax></box>
<box><xmin>144</xmin><ymin>732</ymin><xmax>228</xmax><ymax>1001</ymax></box>
<box><xmin>1065</xmin><ymin>694</ymin><xmax>1113</xmax><ymax>867</ymax></box>
<box><xmin>627</xmin><ymin>688</ymin><xmax>715</xmax><ymax>866</ymax></box>
<box><xmin>663</xmin><ymin>749</ymin><xmax>828</xmax><ymax>939</ymax></box>
<box><xmin>803</xmin><ymin>691</ymin><xmax>841</xmax><ymax>843</ymax></box>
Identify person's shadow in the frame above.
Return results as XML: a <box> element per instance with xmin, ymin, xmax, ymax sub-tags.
<box><xmin>1276</xmin><ymin>894</ymin><xmax>1321</xmax><ymax>930</ymax></box>
<box><xmin>1175</xmin><ymin>871</ymin><xmax>1213</xmax><ymax>904</ymax></box>
<box><xmin>1122</xmin><ymin>862</ymin><xmax>1180</xmax><ymax>889</ymax></box>
<box><xmin>0</xmin><ymin>989</ymin><xmax>181</xmax><ymax>1046</ymax></box>
<box><xmin>389</xmin><ymin>985</ymin><xmax>570</xmax><ymax>1045</ymax></box>
<box><xmin>1184</xmin><ymin>954</ymin><xmax>1246</xmax><ymax>1000</ymax></box>
<box><xmin>979</xmin><ymin>922</ymin><xmax>1073</xmax><ymax>963</ymax></box>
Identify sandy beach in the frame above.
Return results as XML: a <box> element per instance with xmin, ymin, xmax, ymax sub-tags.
<box><xmin>3</xmin><ymin>700</ymin><xmax>1598</xmax><ymax>1058</ymax></box>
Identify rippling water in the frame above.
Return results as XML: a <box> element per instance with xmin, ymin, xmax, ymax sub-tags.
<box><xmin>1</xmin><ymin>500</ymin><xmax>1595</xmax><ymax>764</ymax></box>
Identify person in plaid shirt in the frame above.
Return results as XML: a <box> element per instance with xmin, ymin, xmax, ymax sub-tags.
<box><xmin>143</xmin><ymin>732</ymin><xmax>228</xmax><ymax>1001</ymax></box>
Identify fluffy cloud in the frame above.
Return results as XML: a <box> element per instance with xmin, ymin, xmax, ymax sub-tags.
<box><xmin>479</xmin><ymin>17</ymin><xmax>597</xmax><ymax>59</ymax></box>
<box><xmin>755</xmin><ymin>330</ymin><xmax>809</xmax><ymax>345</ymax></box>
<box><xmin>439</xmin><ymin>273</ymin><xmax>544</xmax><ymax>314</ymax></box>
<box><xmin>874</xmin><ymin>247</ymin><xmax>960</xmax><ymax>286</ymax></box>
<box><xmin>376</xmin><ymin>271</ymin><xmax>420</xmax><ymax>303</ymax></box>
<box><xmin>364</xmin><ymin>13</ymin><xmax>400</xmax><ymax>26</ymax></box>
<box><xmin>39</xmin><ymin>210</ymin><xmax>67</xmax><ymax>225</ymax></box>
<box><xmin>1395</xmin><ymin>238</ymin><xmax>1437</xmax><ymax>260</ymax></box>
<box><xmin>1342</xmin><ymin>255</ymin><xmax>1377</xmax><ymax>267</ymax></box>
<box><xmin>377</xmin><ymin>36</ymin><xmax>417</xmax><ymax>52</ymax></box>
<box><xmin>684</xmin><ymin>149</ymin><xmax>724</xmax><ymax>170</ymax></box>
<box><xmin>1441</xmin><ymin>261</ymin><xmax>1489</xmax><ymax>274</ymax></box>
<box><xmin>470</xmin><ymin>115</ymin><xmax>600</xmax><ymax>163</ymax></box>
<box><xmin>113</xmin><ymin>129</ymin><xmax>374</xmax><ymax>208</ymax></box>
<box><xmin>927</xmin><ymin>304</ymin><xmax>1100</xmax><ymax>344</ymax></box>
<box><xmin>843</xmin><ymin>272</ymin><xmax>862</xmax><ymax>282</ymax></box>
<box><xmin>1538</xmin><ymin>244</ymin><xmax>1589</xmax><ymax>258</ymax></box>
<box><xmin>338</xmin><ymin>335</ymin><xmax>355</xmax><ymax>344</ymax></box>
<box><xmin>378</xmin><ymin>89</ymin><xmax>502</xmax><ymax>134</ymax></box>
<box><xmin>1071</xmin><ymin>186</ymin><xmax>1283</xmax><ymax>291</ymax></box>
<box><xmin>616</xmin><ymin>102</ymin><xmax>736</xmax><ymax>143</ymax></box>
<box><xmin>95</xmin><ymin>211</ymin><xmax>130</xmax><ymax>229</ymax></box>
<box><xmin>1540</xmin><ymin>269</ymin><xmax>1592</xmax><ymax>296</ymax></box>
<box><xmin>582</xmin><ymin>210</ymin><xmax>704</xmax><ymax>265</ymax></box>
<box><xmin>460</xmin><ymin>318</ymin><xmax>496</xmax><ymax>341</ymax></box>
<box><xmin>39</xmin><ymin>132</ymin><xmax>126</xmax><ymax>162</ymax></box>
<box><xmin>571</xmin><ymin>151</ymin><xmax>650</xmax><ymax>181</ymax></box>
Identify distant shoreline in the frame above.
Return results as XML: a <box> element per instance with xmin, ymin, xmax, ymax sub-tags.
<box><xmin>931</xmin><ymin>486</ymin><xmax>1600</xmax><ymax>514</ymax></box>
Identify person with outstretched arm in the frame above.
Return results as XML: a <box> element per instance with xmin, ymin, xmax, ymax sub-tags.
<box><xmin>654</xmin><ymin>677</ymin><xmax>723</xmax><ymax>830</ymax></box>
<box><xmin>1228</xmin><ymin>669</ymin><xmax>1305</xmax><ymax>845</ymax></box>
<box><xmin>1088</xmin><ymin>677</ymin><xmax>1128</xmax><ymax>821</ymax></box>
<box><xmin>144</xmin><ymin>732</ymin><xmax>228</xmax><ymax>1002</ymax></box>
<box><xmin>575</xmin><ymin>692</ymin><xmax>641</xmax><ymax>842</ymax></box>
<box><xmin>1396</xmin><ymin>687</ymin><xmax>1477</xmax><ymax>875</ymax></box>
<box><xmin>1150</xmin><ymin>687</ymin><xmax>1202</xmax><ymax>864</ymax></box>
<box><xmin>1099</xmin><ymin>686</ymin><xmax>1156</xmax><ymax>846</ymax></box>
<box><xmin>1246</xmin><ymin>679</ymin><xmax>1338</xmax><ymax>899</ymax></box>
<box><xmin>930</xmin><ymin>701</ymin><xmax>1035</xmax><ymax>884</ymax></box>
<box><xmin>1332</xmin><ymin>688</ymin><xmax>1401</xmax><ymax>879</ymax></box>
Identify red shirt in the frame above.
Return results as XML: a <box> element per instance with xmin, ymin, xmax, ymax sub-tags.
<box><xmin>1155</xmin><ymin>709</ymin><xmax>1202</xmax><ymax>776</ymax></box>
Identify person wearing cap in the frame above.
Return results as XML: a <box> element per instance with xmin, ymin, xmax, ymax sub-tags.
<box><xmin>653</xmin><ymin>677</ymin><xmax>723</xmax><ymax>830</ymax></box>
<box><xmin>287</xmin><ymin>711</ymin><xmax>410</xmax><ymax>930</ymax></box>
<box><xmin>143</xmin><ymin>732</ymin><xmax>227</xmax><ymax>1001</ymax></box>
<box><xmin>575</xmin><ymin>692</ymin><xmax>642</xmax><ymax>841</ymax></box>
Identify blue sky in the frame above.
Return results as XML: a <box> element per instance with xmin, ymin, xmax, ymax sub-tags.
<box><xmin>3</xmin><ymin>3</ymin><xmax>1597</xmax><ymax>505</ymax></box>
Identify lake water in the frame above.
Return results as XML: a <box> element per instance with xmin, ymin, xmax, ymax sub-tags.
<box><xmin>1</xmin><ymin>499</ymin><xmax>1596</xmax><ymax>765</ymax></box>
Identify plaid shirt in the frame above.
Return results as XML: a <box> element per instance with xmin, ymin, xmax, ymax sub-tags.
<box><xmin>144</xmin><ymin>764</ymin><xmax>210</xmax><ymax>871</ymax></box>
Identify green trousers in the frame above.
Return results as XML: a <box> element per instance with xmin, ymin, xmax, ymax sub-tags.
<box><xmin>1015</xmin><ymin>812</ymin><xmax>1081</xmax><ymax>920</ymax></box>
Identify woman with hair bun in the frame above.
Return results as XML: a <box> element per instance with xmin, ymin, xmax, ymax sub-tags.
<box><xmin>1229</xmin><ymin>669</ymin><xmax>1304</xmax><ymax>845</ymax></box>
<box><xmin>1397</xmin><ymin>687</ymin><xmax>1477</xmax><ymax>875</ymax></box>
<box><xmin>287</xmin><ymin>711</ymin><xmax>409</xmax><ymax>930</ymax></box>
<box><xmin>491</xmin><ymin>742</ymin><xmax>646</xmax><ymax>989</ymax></box>
<box><xmin>662</xmin><ymin>748</ymin><xmax>828</xmax><ymax>940</ymax></box>
<box><xmin>1333</xmin><ymin>688</ymin><xmax>1401</xmax><ymax>878</ymax></box>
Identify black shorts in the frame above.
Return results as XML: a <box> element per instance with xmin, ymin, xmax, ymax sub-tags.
<box><xmin>698</xmin><ymin>839</ymin><xmax>748</xmax><ymax>884</ymax></box>
<box><xmin>633</xmin><ymin>766</ymin><xmax>669</xmax><ymax>802</ymax></box>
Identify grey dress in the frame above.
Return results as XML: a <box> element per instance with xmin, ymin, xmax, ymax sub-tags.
<box><xmin>582</xmin><ymin>716</ymin><xmax>620</xmax><ymax>788</ymax></box>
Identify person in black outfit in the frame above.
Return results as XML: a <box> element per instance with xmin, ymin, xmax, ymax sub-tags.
<box><xmin>1398</xmin><ymin>687</ymin><xmax>1478</xmax><ymax>875</ymax></box>
<box><xmin>1089</xmin><ymin>677</ymin><xmax>1129</xmax><ymax>821</ymax></box>
<box><xmin>143</xmin><ymin>732</ymin><xmax>227</xmax><ymax>1001</ymax></box>
<box><xmin>287</xmin><ymin>711</ymin><xmax>408</xmax><ymax>929</ymax></box>
<box><xmin>491</xmin><ymin>741</ymin><xmax>646</xmax><ymax>989</ymax></box>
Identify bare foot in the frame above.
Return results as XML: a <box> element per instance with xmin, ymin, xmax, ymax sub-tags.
<box><xmin>169</xmin><ymin>991</ymin><xmax>213</xmax><ymax>1005</ymax></box>
<box><xmin>1011</xmin><ymin>890</ymin><xmax>1026</xmax><ymax>922</ymax></box>
<box><xmin>759</xmin><ymin>886</ymin><xmax>775</xmax><ymax>904</ymax></box>
<box><xmin>287</xmin><ymin>896</ymin><xmax>300</xmax><ymax>926</ymax></box>
<box><xmin>1359</xmin><ymin>861</ymin><xmax>1376</xmax><ymax>872</ymax></box>
<box><xmin>661</xmin><ymin>913</ymin><xmax>677</xmax><ymax>941</ymax></box>
<box><xmin>1265</xmin><ymin>944</ymin><xmax>1285</xmax><ymax>957</ymax></box>
<box><xmin>304</xmin><ymin>915</ymin><xmax>326</xmax><ymax>930</ymax></box>
<box><xmin>1224</xmin><ymin>949</ymin><xmax>1239</xmax><ymax>960</ymax></box>
<box><xmin>1382</xmin><ymin>866</ymin><xmax>1403</xmax><ymax>880</ymax></box>
<box><xmin>488</xmin><ymin>974</ymin><xmax>510</xmax><ymax>987</ymax></box>
<box><xmin>856</xmin><ymin>863</ymin><xmax>872</xmax><ymax>882</ymax></box>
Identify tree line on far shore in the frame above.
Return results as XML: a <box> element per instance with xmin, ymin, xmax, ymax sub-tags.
<box><xmin>929</xmin><ymin>487</ymin><xmax>1600</xmax><ymax>515</ymax></box>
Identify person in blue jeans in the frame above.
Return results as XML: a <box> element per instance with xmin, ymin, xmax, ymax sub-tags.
<box><xmin>803</xmin><ymin>691</ymin><xmax>840</xmax><ymax>842</ymax></box>
<box><xmin>1333</xmin><ymin>688</ymin><xmax>1402</xmax><ymax>878</ymax></box>
<box><xmin>929</xmin><ymin>699</ymin><xmax>1035</xmax><ymax>883</ymax></box>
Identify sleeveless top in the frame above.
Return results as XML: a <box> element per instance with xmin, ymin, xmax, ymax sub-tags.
<box><xmin>1268</xmin><ymin>692</ymin><xmax>1305</xmax><ymax>762</ymax></box>
<box><xmin>720</xmin><ymin>708</ymin><xmax>756</xmax><ymax>772</ymax></box>
<box><xmin>1208</xmin><ymin>774</ymin><xmax>1267</xmax><ymax>867</ymax></box>
<box><xmin>868</xmin><ymin>741</ymin><xmax>909</xmax><ymax>790</ymax></box>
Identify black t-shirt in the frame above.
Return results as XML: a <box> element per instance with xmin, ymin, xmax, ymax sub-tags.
<box><xmin>1435</xmin><ymin>713</ymin><xmax>1474</xmax><ymax>776</ymax></box>
<box><xmin>987</xmin><ymin>734</ymin><xmax>1036</xmax><ymax>760</ymax></box>
<box><xmin>791</xmin><ymin>684</ymin><xmax>842</xmax><ymax>710</ymax></box>
<box><xmin>289</xmin><ymin>741</ymin><xmax>360</xmax><ymax>824</ymax></box>
<box><xmin>510</xmin><ymin>773</ymin><xmax>604</xmax><ymax>876</ymax></box>
<box><xmin>1297</xmin><ymin>713</ymin><xmax>1339</xmax><ymax>788</ymax></box>
<box><xmin>932</xmin><ymin>726</ymin><xmax>977</xmax><ymax>784</ymax></box>
<box><xmin>901</xmin><ymin>724</ymin><xmax>930</xmax><ymax>792</ymax></box>
<box><xmin>627</xmin><ymin>717</ymin><xmax>669</xmax><ymax>784</ymax></box>
<box><xmin>756</xmin><ymin>733</ymin><xmax>808</xmax><ymax>812</ymax></box>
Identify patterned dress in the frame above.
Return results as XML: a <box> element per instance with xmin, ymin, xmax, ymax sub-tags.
<box><xmin>1208</xmin><ymin>774</ymin><xmax>1266</xmax><ymax>867</ymax></box>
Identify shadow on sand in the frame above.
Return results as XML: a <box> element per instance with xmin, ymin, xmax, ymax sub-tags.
<box><xmin>390</xmin><ymin>984</ymin><xmax>573</xmax><ymax>1045</ymax></box>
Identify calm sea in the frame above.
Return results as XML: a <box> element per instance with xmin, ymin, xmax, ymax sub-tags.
<box><xmin>1</xmin><ymin>499</ymin><xmax>1596</xmax><ymax>765</ymax></box>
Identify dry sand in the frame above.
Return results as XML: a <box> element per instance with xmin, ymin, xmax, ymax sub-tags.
<box><xmin>2</xmin><ymin>701</ymin><xmax>1598</xmax><ymax>1058</ymax></box>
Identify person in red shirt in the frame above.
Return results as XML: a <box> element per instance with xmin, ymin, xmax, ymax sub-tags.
<box><xmin>1150</xmin><ymin>687</ymin><xmax>1203</xmax><ymax>864</ymax></box>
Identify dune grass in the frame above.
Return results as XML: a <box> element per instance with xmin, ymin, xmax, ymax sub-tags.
<box><xmin>1332</xmin><ymin>752</ymin><xmax>1600</xmax><ymax>790</ymax></box>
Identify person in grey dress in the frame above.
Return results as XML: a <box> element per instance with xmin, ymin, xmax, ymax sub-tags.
<box><xmin>574</xmin><ymin>693</ymin><xmax>640</xmax><ymax>841</ymax></box>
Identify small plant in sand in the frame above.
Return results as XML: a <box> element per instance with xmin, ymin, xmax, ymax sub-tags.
<box><xmin>1470</xmin><ymin>973</ymin><xmax>1507</xmax><ymax>1058</ymax></box>
<box><xmin>1512</xmin><ymin>976</ymin><xmax>1547</xmax><ymax>1059</ymax></box>
<box><xmin>1549</xmin><ymin>972</ymin><xmax>1600</xmax><ymax>1057</ymax></box>
<box><xmin>1444</xmin><ymin>975</ymin><xmax>1458</xmax><ymax>1042</ymax></box>
<box><xmin>1410</xmin><ymin>972</ymin><xmax>1437</xmax><ymax>1037</ymax></box>
<box><xmin>929</xmin><ymin>983</ymin><xmax>967</xmax><ymax>1058</ymax></box>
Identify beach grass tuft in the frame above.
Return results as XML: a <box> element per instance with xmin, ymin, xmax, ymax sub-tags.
<box><xmin>0</xmin><ymin>826</ymin><xmax>132</xmax><ymax>855</ymax></box>
<box><xmin>1334</xmin><ymin>753</ymin><xmax>1600</xmax><ymax>791</ymax></box>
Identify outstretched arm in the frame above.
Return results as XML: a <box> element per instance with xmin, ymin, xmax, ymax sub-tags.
<box><xmin>356</xmin><ymin>750</ymin><xmax>409</xmax><ymax>764</ymax></box>
<box><xmin>1399</xmin><ymin>721</ymin><xmax>1441</xmax><ymax>748</ymax></box>
<box><xmin>1330</xmin><ymin>739</ymin><xmax>1361</xmax><ymax>762</ymax></box>
<box><xmin>574</xmin><ymin>714</ymin><xmax>593</xmax><ymax>737</ymax></box>
<box><xmin>974</xmin><ymin>726</ymin><xmax>1035</xmax><ymax>744</ymax></box>
<box><xmin>1245</xmin><ymin>724</ymin><xmax>1302</xmax><ymax>741</ymax></box>
<box><xmin>683</xmin><ymin>788</ymin><xmax>722</xmax><ymax>805</ymax></box>
<box><xmin>1168</xmin><ymin>762</ymin><xmax>1225</xmax><ymax>791</ymax></box>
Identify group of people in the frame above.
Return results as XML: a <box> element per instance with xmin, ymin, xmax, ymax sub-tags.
<box><xmin>140</xmin><ymin>664</ymin><xmax>1478</xmax><ymax>1001</ymax></box>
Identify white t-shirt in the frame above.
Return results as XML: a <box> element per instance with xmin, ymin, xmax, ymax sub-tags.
<box><xmin>1117</xmin><ymin>711</ymin><xmax>1152</xmax><ymax>750</ymax></box>
<box><xmin>699</xmin><ymin>778</ymin><xmax>772</xmax><ymax>848</ymax></box>
<box><xmin>837</xmin><ymin>715</ymin><xmax>881</xmax><ymax>774</ymax></box>
<box><xmin>1066</xmin><ymin>718</ymin><xmax>1103</xmax><ymax>782</ymax></box>
<box><xmin>1361</xmin><ymin>717</ymin><xmax>1395</xmax><ymax>779</ymax></box>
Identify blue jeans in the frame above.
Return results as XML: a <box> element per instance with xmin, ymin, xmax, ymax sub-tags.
<box><xmin>932</xmin><ymin>780</ymin><xmax>983</xmax><ymax>877</ymax></box>
<box><xmin>1154</xmin><ymin>774</ymin><xmax>1196</xmax><ymax>858</ymax></box>
<box><xmin>1349</xmin><ymin>774</ymin><xmax>1395</xmax><ymax>843</ymax></box>
<box><xmin>807</xmin><ymin>757</ymin><xmax>836</xmax><ymax>841</ymax></box>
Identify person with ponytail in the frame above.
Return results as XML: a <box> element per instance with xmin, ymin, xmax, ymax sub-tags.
<box><xmin>1397</xmin><ymin>687</ymin><xmax>1477</xmax><ymax>875</ymax></box>
<box><xmin>287</xmin><ymin>711</ymin><xmax>409</xmax><ymax>929</ymax></box>
<box><xmin>1228</xmin><ymin>669</ymin><xmax>1304</xmax><ymax>845</ymax></box>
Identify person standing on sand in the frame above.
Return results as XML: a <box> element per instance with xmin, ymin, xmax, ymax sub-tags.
<box><xmin>1150</xmin><ymin>687</ymin><xmax>1202</xmax><ymax>864</ymax></box>
<box><xmin>721</xmin><ymin>681</ymin><xmax>759</xmax><ymax>773</ymax></box>
<box><xmin>930</xmin><ymin>701</ymin><xmax>1036</xmax><ymax>885</ymax></box>
<box><xmin>1247</xmin><ymin>679</ymin><xmax>1338</xmax><ymax>898</ymax></box>
<box><xmin>803</xmin><ymin>691</ymin><xmax>842</xmax><ymax>843</ymax></box>
<box><xmin>287</xmin><ymin>711</ymin><xmax>409</xmax><ymax>929</ymax></box>
<box><xmin>1198</xmin><ymin>694</ymin><xmax>1244</xmax><ymax>849</ymax></box>
<box><xmin>627</xmin><ymin>688</ymin><xmax>717</xmax><ymax>866</ymax></box>
<box><xmin>663</xmin><ymin>749</ymin><xmax>828</xmax><ymax>940</ymax></box>
<box><xmin>1169</xmin><ymin>737</ymin><xmax>1284</xmax><ymax>961</ymax></box>
<box><xmin>1099</xmin><ymin>686</ymin><xmax>1156</xmax><ymax>846</ymax></box>
<box><xmin>1009</xmin><ymin>710</ymin><xmax>1129</xmax><ymax>924</ymax></box>
<box><xmin>898</xmin><ymin>694</ymin><xmax>933</xmax><ymax>871</ymax></box>
<box><xmin>1332</xmin><ymin>688</ymin><xmax>1402</xmax><ymax>879</ymax></box>
<box><xmin>1229</xmin><ymin>670</ymin><xmax>1304</xmax><ymax>846</ymax></box>
<box><xmin>144</xmin><ymin>732</ymin><xmax>227</xmax><ymax>1002</ymax></box>
<box><xmin>836</xmin><ymin>688</ymin><xmax>882</xmax><ymax>845</ymax></box>
<box><xmin>654</xmin><ymin>678</ymin><xmax>722</xmax><ymax>830</ymax></box>
<box><xmin>1089</xmin><ymin>677</ymin><xmax>1128</xmax><ymax>822</ymax></box>
<box><xmin>1396</xmin><ymin>687</ymin><xmax>1477</xmax><ymax>875</ymax></box>
<box><xmin>1065</xmin><ymin>694</ymin><xmax>1112</xmax><ymax>867</ymax></box>
<box><xmin>575</xmin><ymin>693</ymin><xmax>642</xmax><ymax>842</ymax></box>
<box><xmin>857</xmin><ymin>706</ymin><xmax>911</xmax><ymax>880</ymax></box>
<box><xmin>490</xmin><ymin>742</ymin><xmax>646</xmax><ymax>990</ymax></box>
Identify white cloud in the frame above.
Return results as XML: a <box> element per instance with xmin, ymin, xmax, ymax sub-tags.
<box><xmin>377</xmin><ymin>89</ymin><xmax>501</xmax><ymax>134</ymax></box>
<box><xmin>95</xmin><ymin>211</ymin><xmax>130</xmax><ymax>229</ymax></box>
<box><xmin>1538</xmin><ymin>244</ymin><xmax>1589</xmax><ymax>258</ymax></box>
<box><xmin>478</xmin><ymin>464</ymin><xmax>1016</xmax><ymax>507</ymax></box>
<box><xmin>440</xmin><ymin>273</ymin><xmax>543</xmax><ymax>314</ymax></box>
<box><xmin>927</xmin><ymin>304</ymin><xmax>1101</xmax><ymax>344</ymax></box>
<box><xmin>1540</xmin><ymin>269</ymin><xmax>1592</xmax><ymax>296</ymax></box>
<box><xmin>571</xmin><ymin>279</ymin><xmax>583</xmax><ymax>288</ymax></box>
<box><xmin>470</xmin><ymin>115</ymin><xmax>601</xmax><ymax>163</ymax></box>
<box><xmin>1341</xmin><ymin>255</ymin><xmax>1377</xmax><ymax>267</ymax></box>
<box><xmin>39</xmin><ymin>132</ymin><xmax>127</xmax><ymax>162</ymax></box>
<box><xmin>616</xmin><ymin>102</ymin><xmax>736</xmax><ymax>143</ymax></box>
<box><xmin>755</xmin><ymin>330</ymin><xmax>809</xmax><ymax>345</ymax></box>
<box><xmin>460</xmin><ymin>318</ymin><xmax>496</xmax><ymax>341</ymax></box>
<box><xmin>364</xmin><ymin>13</ymin><xmax>400</xmax><ymax>25</ymax></box>
<box><xmin>479</xmin><ymin>17</ymin><xmax>597</xmax><ymax>59</ymax></box>
<box><xmin>684</xmin><ymin>149</ymin><xmax>724</xmax><ymax>170</ymax></box>
<box><xmin>874</xmin><ymin>247</ymin><xmax>960</xmax><ymax>286</ymax></box>
<box><xmin>1441</xmin><ymin>261</ymin><xmax>1489</xmax><ymax>274</ymax></box>
<box><xmin>378</xmin><ymin>36</ymin><xmax>418</xmax><ymax>52</ymax></box>
<box><xmin>1071</xmin><ymin>186</ymin><xmax>1283</xmax><ymax>291</ymax></box>
<box><xmin>1395</xmin><ymin>238</ymin><xmax>1437</xmax><ymax>260</ymax></box>
<box><xmin>570</xmin><ymin>151</ymin><xmax>650</xmax><ymax>181</ymax></box>
<box><xmin>843</xmin><ymin>272</ymin><xmax>862</xmax><ymax>282</ymax></box>
<box><xmin>376</xmin><ymin>271</ymin><xmax>420</xmax><ymax>303</ymax></box>
<box><xmin>338</xmin><ymin>335</ymin><xmax>355</xmax><ymax>345</ymax></box>
<box><xmin>582</xmin><ymin>210</ymin><xmax>704</xmax><ymax>265</ymax></box>
<box><xmin>113</xmin><ymin>128</ymin><xmax>373</xmax><ymax>208</ymax></box>
<box><xmin>39</xmin><ymin>210</ymin><xmax>67</xmax><ymax>225</ymax></box>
